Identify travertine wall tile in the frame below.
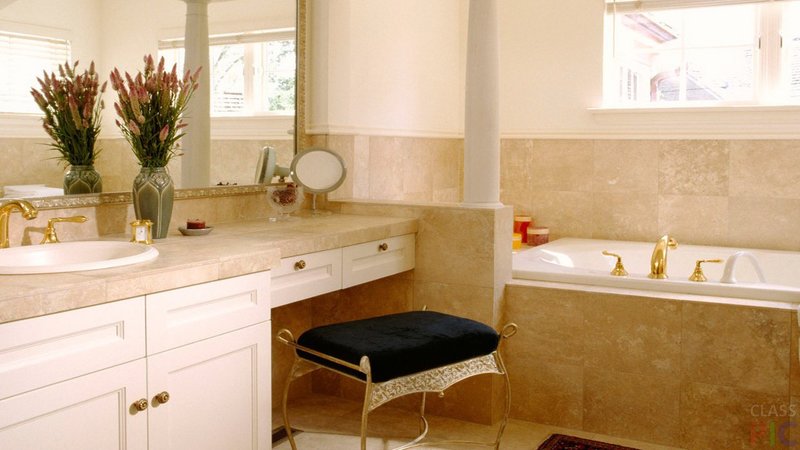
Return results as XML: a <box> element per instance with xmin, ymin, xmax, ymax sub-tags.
<box><xmin>583</xmin><ymin>295</ymin><xmax>681</xmax><ymax>377</ymax></box>
<box><xmin>681</xmin><ymin>382</ymin><xmax>791</xmax><ymax>450</ymax></box>
<box><xmin>682</xmin><ymin>302</ymin><xmax>790</xmax><ymax>396</ymax></box>
<box><xmin>593</xmin><ymin>140</ymin><xmax>659</xmax><ymax>193</ymax></box>
<box><xmin>530</xmin><ymin>139</ymin><xmax>593</xmax><ymax>192</ymax></box>
<box><xmin>523</xmin><ymin>191</ymin><xmax>593</xmax><ymax>239</ymax></box>
<box><xmin>413</xmin><ymin>281</ymin><xmax>495</xmax><ymax>324</ymax></box>
<box><xmin>730</xmin><ymin>140</ymin><xmax>800</xmax><ymax>199</ymax></box>
<box><xmin>584</xmin><ymin>369</ymin><xmax>681</xmax><ymax>445</ymax></box>
<box><xmin>591</xmin><ymin>192</ymin><xmax>658</xmax><ymax>241</ymax></box>
<box><xmin>658</xmin><ymin>140</ymin><xmax>729</xmax><ymax>196</ymax></box>
<box><xmin>657</xmin><ymin>195</ymin><xmax>729</xmax><ymax>246</ymax></box>
<box><xmin>505</xmin><ymin>355</ymin><xmax>583</xmax><ymax>428</ymax></box>
<box><xmin>728</xmin><ymin>197</ymin><xmax>800</xmax><ymax>250</ymax></box>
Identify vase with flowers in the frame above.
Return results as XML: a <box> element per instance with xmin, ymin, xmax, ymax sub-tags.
<box><xmin>30</xmin><ymin>61</ymin><xmax>106</xmax><ymax>195</ymax></box>
<box><xmin>110</xmin><ymin>55</ymin><xmax>200</xmax><ymax>239</ymax></box>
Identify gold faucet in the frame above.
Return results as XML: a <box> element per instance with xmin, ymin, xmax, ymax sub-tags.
<box><xmin>649</xmin><ymin>234</ymin><xmax>677</xmax><ymax>279</ymax></box>
<box><xmin>0</xmin><ymin>200</ymin><xmax>38</xmax><ymax>248</ymax></box>
<box><xmin>41</xmin><ymin>216</ymin><xmax>88</xmax><ymax>244</ymax></box>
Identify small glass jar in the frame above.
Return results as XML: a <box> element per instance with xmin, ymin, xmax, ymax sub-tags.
<box><xmin>512</xmin><ymin>233</ymin><xmax>522</xmax><ymax>250</ymax></box>
<box><xmin>527</xmin><ymin>227</ymin><xmax>549</xmax><ymax>247</ymax></box>
<box><xmin>513</xmin><ymin>216</ymin><xmax>532</xmax><ymax>243</ymax></box>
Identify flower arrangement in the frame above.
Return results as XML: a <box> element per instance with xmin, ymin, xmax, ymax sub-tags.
<box><xmin>30</xmin><ymin>61</ymin><xmax>106</xmax><ymax>166</ymax></box>
<box><xmin>109</xmin><ymin>55</ymin><xmax>200</xmax><ymax>168</ymax></box>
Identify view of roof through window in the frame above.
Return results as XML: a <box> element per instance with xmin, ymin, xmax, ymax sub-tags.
<box><xmin>606</xmin><ymin>2</ymin><xmax>800</xmax><ymax>106</ymax></box>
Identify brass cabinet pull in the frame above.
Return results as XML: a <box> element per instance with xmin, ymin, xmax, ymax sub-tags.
<box><xmin>294</xmin><ymin>260</ymin><xmax>306</xmax><ymax>271</ymax></box>
<box><xmin>154</xmin><ymin>391</ymin><xmax>170</xmax><ymax>405</ymax></box>
<box><xmin>132</xmin><ymin>398</ymin><xmax>148</xmax><ymax>412</ymax></box>
<box><xmin>378</xmin><ymin>242</ymin><xmax>389</xmax><ymax>252</ymax></box>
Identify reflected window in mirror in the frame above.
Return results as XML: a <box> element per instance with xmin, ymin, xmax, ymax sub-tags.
<box><xmin>0</xmin><ymin>31</ymin><xmax>70</xmax><ymax>113</ymax></box>
<box><xmin>158</xmin><ymin>29</ymin><xmax>295</xmax><ymax>117</ymax></box>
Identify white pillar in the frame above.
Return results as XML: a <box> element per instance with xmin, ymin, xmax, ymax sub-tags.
<box><xmin>463</xmin><ymin>0</ymin><xmax>501</xmax><ymax>206</ymax></box>
<box><xmin>181</xmin><ymin>0</ymin><xmax>212</xmax><ymax>188</ymax></box>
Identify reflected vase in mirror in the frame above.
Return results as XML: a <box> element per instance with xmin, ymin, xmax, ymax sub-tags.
<box><xmin>64</xmin><ymin>165</ymin><xmax>103</xmax><ymax>195</ymax></box>
<box><xmin>133</xmin><ymin>168</ymin><xmax>174</xmax><ymax>239</ymax></box>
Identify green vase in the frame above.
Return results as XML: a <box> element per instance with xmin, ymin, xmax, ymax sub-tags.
<box><xmin>64</xmin><ymin>165</ymin><xmax>102</xmax><ymax>195</ymax></box>
<box><xmin>132</xmin><ymin>167</ymin><xmax>174</xmax><ymax>239</ymax></box>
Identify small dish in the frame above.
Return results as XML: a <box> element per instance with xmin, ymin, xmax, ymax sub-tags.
<box><xmin>178</xmin><ymin>226</ymin><xmax>214</xmax><ymax>236</ymax></box>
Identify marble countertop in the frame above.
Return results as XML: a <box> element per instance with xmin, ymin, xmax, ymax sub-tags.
<box><xmin>0</xmin><ymin>213</ymin><xmax>418</xmax><ymax>324</ymax></box>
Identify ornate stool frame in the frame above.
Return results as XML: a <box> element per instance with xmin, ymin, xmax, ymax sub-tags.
<box><xmin>277</xmin><ymin>322</ymin><xmax>517</xmax><ymax>450</ymax></box>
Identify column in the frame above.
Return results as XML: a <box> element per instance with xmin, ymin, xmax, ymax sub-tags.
<box><xmin>463</xmin><ymin>0</ymin><xmax>501</xmax><ymax>206</ymax></box>
<box><xmin>181</xmin><ymin>0</ymin><xmax>212</xmax><ymax>188</ymax></box>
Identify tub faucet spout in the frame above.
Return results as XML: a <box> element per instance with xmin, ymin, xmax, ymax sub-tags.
<box><xmin>649</xmin><ymin>235</ymin><xmax>677</xmax><ymax>279</ymax></box>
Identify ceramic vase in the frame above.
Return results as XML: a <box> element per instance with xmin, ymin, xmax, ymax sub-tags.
<box><xmin>64</xmin><ymin>165</ymin><xmax>102</xmax><ymax>195</ymax></box>
<box><xmin>132</xmin><ymin>167</ymin><xmax>174</xmax><ymax>239</ymax></box>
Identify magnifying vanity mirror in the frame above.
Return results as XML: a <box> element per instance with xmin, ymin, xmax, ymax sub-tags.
<box><xmin>290</xmin><ymin>148</ymin><xmax>347</xmax><ymax>214</ymax></box>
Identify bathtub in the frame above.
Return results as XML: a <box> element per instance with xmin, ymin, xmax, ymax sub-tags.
<box><xmin>512</xmin><ymin>238</ymin><xmax>800</xmax><ymax>303</ymax></box>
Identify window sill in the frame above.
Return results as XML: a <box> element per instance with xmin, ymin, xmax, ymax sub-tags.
<box><xmin>589</xmin><ymin>105</ymin><xmax>800</xmax><ymax>139</ymax></box>
<box><xmin>0</xmin><ymin>114</ymin><xmax>294</xmax><ymax>140</ymax></box>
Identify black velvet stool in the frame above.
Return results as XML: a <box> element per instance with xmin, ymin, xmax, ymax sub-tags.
<box><xmin>277</xmin><ymin>310</ymin><xmax>517</xmax><ymax>450</ymax></box>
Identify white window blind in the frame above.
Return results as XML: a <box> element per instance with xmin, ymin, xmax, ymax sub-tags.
<box><xmin>0</xmin><ymin>31</ymin><xmax>70</xmax><ymax>114</ymax></box>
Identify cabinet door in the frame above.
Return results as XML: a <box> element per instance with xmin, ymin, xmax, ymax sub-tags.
<box><xmin>271</xmin><ymin>248</ymin><xmax>342</xmax><ymax>308</ymax></box>
<box><xmin>0</xmin><ymin>359</ymin><xmax>148</xmax><ymax>450</ymax></box>
<box><xmin>147</xmin><ymin>321</ymin><xmax>271</xmax><ymax>450</ymax></box>
<box><xmin>342</xmin><ymin>234</ymin><xmax>415</xmax><ymax>288</ymax></box>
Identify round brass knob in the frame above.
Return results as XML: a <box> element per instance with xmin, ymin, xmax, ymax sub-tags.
<box><xmin>378</xmin><ymin>243</ymin><xmax>388</xmax><ymax>252</ymax></box>
<box><xmin>294</xmin><ymin>260</ymin><xmax>306</xmax><ymax>271</ymax></box>
<box><xmin>132</xmin><ymin>398</ymin><xmax>148</xmax><ymax>411</ymax></box>
<box><xmin>155</xmin><ymin>391</ymin><xmax>170</xmax><ymax>404</ymax></box>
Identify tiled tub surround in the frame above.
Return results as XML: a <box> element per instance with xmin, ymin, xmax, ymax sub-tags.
<box><xmin>0</xmin><ymin>212</ymin><xmax>417</xmax><ymax>324</ymax></box>
<box><xmin>309</xmin><ymin>135</ymin><xmax>800</xmax><ymax>252</ymax></box>
<box><xmin>504</xmin><ymin>282</ymin><xmax>800</xmax><ymax>450</ymax></box>
<box><xmin>0</xmin><ymin>137</ymin><xmax>293</xmax><ymax>194</ymax></box>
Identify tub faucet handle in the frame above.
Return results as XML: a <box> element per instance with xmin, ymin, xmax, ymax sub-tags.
<box><xmin>688</xmin><ymin>259</ymin><xmax>723</xmax><ymax>282</ymax></box>
<box><xmin>602</xmin><ymin>251</ymin><xmax>628</xmax><ymax>277</ymax></box>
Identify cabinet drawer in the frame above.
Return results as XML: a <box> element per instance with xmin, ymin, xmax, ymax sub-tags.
<box><xmin>146</xmin><ymin>271</ymin><xmax>270</xmax><ymax>354</ymax></box>
<box><xmin>342</xmin><ymin>234</ymin><xmax>415</xmax><ymax>288</ymax></box>
<box><xmin>271</xmin><ymin>248</ymin><xmax>342</xmax><ymax>308</ymax></box>
<box><xmin>0</xmin><ymin>296</ymin><xmax>145</xmax><ymax>400</ymax></box>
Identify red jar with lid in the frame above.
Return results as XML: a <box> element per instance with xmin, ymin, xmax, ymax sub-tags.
<box><xmin>527</xmin><ymin>227</ymin><xmax>549</xmax><ymax>247</ymax></box>
<box><xmin>513</xmin><ymin>216</ymin><xmax>532</xmax><ymax>243</ymax></box>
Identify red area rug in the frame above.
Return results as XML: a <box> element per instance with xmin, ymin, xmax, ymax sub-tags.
<box><xmin>537</xmin><ymin>434</ymin><xmax>640</xmax><ymax>450</ymax></box>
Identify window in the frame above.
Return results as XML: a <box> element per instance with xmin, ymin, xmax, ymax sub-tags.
<box><xmin>604</xmin><ymin>0</ymin><xmax>800</xmax><ymax>106</ymax></box>
<box><xmin>0</xmin><ymin>31</ymin><xmax>70</xmax><ymax>114</ymax></box>
<box><xmin>159</xmin><ymin>29</ymin><xmax>296</xmax><ymax>117</ymax></box>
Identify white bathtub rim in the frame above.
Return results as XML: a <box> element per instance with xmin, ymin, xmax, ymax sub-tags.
<box><xmin>506</xmin><ymin>278</ymin><xmax>799</xmax><ymax>311</ymax></box>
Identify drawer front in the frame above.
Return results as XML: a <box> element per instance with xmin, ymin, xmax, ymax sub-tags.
<box><xmin>0</xmin><ymin>296</ymin><xmax>146</xmax><ymax>400</ymax></box>
<box><xmin>146</xmin><ymin>271</ymin><xmax>270</xmax><ymax>354</ymax></box>
<box><xmin>342</xmin><ymin>234</ymin><xmax>415</xmax><ymax>289</ymax></box>
<box><xmin>271</xmin><ymin>248</ymin><xmax>342</xmax><ymax>308</ymax></box>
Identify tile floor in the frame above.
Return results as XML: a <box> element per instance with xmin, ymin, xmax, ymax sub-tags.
<box><xmin>272</xmin><ymin>394</ymin><xmax>685</xmax><ymax>449</ymax></box>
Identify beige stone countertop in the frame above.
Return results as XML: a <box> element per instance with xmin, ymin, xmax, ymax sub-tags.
<box><xmin>0</xmin><ymin>213</ymin><xmax>418</xmax><ymax>324</ymax></box>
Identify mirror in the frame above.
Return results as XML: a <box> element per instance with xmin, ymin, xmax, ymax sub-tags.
<box><xmin>290</xmin><ymin>148</ymin><xmax>347</xmax><ymax>214</ymax></box>
<box><xmin>0</xmin><ymin>0</ymin><xmax>297</xmax><ymax>196</ymax></box>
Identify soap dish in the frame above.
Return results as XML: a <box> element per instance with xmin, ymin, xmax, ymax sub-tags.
<box><xmin>178</xmin><ymin>226</ymin><xmax>214</xmax><ymax>236</ymax></box>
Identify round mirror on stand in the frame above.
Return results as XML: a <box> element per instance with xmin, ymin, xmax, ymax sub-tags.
<box><xmin>290</xmin><ymin>148</ymin><xmax>347</xmax><ymax>215</ymax></box>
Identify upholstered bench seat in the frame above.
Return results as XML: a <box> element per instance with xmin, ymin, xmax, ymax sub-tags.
<box><xmin>297</xmin><ymin>311</ymin><xmax>501</xmax><ymax>382</ymax></box>
<box><xmin>277</xmin><ymin>310</ymin><xmax>516</xmax><ymax>450</ymax></box>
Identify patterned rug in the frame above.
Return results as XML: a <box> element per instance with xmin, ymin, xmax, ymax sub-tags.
<box><xmin>537</xmin><ymin>434</ymin><xmax>640</xmax><ymax>450</ymax></box>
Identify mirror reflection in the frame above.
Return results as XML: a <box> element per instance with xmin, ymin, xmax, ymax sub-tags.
<box><xmin>0</xmin><ymin>0</ymin><xmax>296</xmax><ymax>197</ymax></box>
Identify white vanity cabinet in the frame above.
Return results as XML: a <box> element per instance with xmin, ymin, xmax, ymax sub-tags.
<box><xmin>270</xmin><ymin>234</ymin><xmax>416</xmax><ymax>306</ymax></box>
<box><xmin>0</xmin><ymin>271</ymin><xmax>271</xmax><ymax>450</ymax></box>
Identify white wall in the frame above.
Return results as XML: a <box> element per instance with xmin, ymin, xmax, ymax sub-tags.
<box><xmin>308</xmin><ymin>0</ymin><xmax>466</xmax><ymax>137</ymax></box>
<box><xmin>309</xmin><ymin>0</ymin><xmax>800</xmax><ymax>139</ymax></box>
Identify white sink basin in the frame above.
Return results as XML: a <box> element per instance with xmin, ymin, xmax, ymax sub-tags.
<box><xmin>0</xmin><ymin>241</ymin><xmax>159</xmax><ymax>274</ymax></box>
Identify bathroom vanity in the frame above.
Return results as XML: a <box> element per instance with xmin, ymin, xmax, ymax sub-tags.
<box><xmin>0</xmin><ymin>214</ymin><xmax>417</xmax><ymax>450</ymax></box>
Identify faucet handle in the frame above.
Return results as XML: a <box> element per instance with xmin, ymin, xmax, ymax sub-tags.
<box><xmin>688</xmin><ymin>258</ymin><xmax>723</xmax><ymax>282</ymax></box>
<box><xmin>41</xmin><ymin>215</ymin><xmax>88</xmax><ymax>244</ymax></box>
<box><xmin>602</xmin><ymin>251</ymin><xmax>628</xmax><ymax>277</ymax></box>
